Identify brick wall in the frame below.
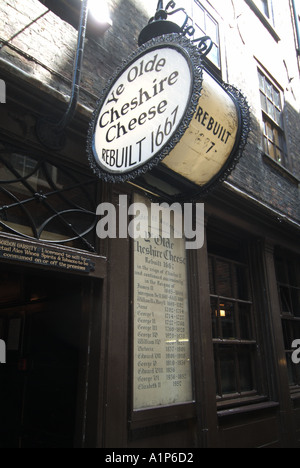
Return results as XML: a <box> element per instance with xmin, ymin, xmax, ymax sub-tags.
<box><xmin>0</xmin><ymin>0</ymin><xmax>148</xmax><ymax>108</ymax></box>
<box><xmin>206</xmin><ymin>0</ymin><xmax>300</xmax><ymax>222</ymax></box>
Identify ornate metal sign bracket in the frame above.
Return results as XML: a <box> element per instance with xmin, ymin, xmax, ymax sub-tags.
<box><xmin>139</xmin><ymin>0</ymin><xmax>213</xmax><ymax>57</ymax></box>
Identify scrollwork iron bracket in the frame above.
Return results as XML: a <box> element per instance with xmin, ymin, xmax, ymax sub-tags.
<box><xmin>147</xmin><ymin>0</ymin><xmax>213</xmax><ymax>57</ymax></box>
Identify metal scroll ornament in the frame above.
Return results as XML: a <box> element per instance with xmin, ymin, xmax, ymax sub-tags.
<box><xmin>138</xmin><ymin>0</ymin><xmax>214</xmax><ymax>55</ymax></box>
<box><xmin>87</xmin><ymin>34</ymin><xmax>250</xmax><ymax>201</ymax></box>
<box><xmin>0</xmin><ymin>148</ymin><xmax>98</xmax><ymax>251</ymax></box>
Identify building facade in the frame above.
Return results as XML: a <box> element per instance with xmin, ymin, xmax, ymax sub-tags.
<box><xmin>0</xmin><ymin>0</ymin><xmax>299</xmax><ymax>448</ymax></box>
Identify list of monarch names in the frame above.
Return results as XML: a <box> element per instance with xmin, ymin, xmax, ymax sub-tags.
<box><xmin>134</xmin><ymin>234</ymin><xmax>193</xmax><ymax>410</ymax></box>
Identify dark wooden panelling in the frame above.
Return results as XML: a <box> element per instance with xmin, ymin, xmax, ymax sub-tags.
<box><xmin>292</xmin><ymin>399</ymin><xmax>300</xmax><ymax>447</ymax></box>
<box><xmin>128</xmin><ymin>420</ymin><xmax>196</xmax><ymax>449</ymax></box>
<box><xmin>218</xmin><ymin>410</ymin><xmax>280</xmax><ymax>448</ymax></box>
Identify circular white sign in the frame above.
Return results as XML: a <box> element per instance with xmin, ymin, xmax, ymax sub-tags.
<box><xmin>92</xmin><ymin>46</ymin><xmax>194</xmax><ymax>176</ymax></box>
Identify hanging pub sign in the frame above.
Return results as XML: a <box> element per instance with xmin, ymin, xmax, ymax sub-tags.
<box><xmin>87</xmin><ymin>33</ymin><xmax>250</xmax><ymax>201</ymax></box>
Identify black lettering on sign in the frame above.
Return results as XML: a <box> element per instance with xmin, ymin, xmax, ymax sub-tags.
<box><xmin>0</xmin><ymin>239</ymin><xmax>95</xmax><ymax>273</ymax></box>
<box><xmin>195</xmin><ymin>106</ymin><xmax>232</xmax><ymax>145</ymax></box>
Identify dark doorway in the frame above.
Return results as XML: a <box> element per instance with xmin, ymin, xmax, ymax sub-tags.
<box><xmin>0</xmin><ymin>268</ymin><xmax>82</xmax><ymax>448</ymax></box>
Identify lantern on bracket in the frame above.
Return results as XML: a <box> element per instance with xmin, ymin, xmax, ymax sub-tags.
<box><xmin>87</xmin><ymin>1</ymin><xmax>250</xmax><ymax>202</ymax></box>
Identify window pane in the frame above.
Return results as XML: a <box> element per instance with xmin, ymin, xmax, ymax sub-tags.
<box><xmin>208</xmin><ymin>257</ymin><xmax>216</xmax><ymax>295</ymax></box>
<box><xmin>263</xmin><ymin>136</ymin><xmax>269</xmax><ymax>154</ymax></box>
<box><xmin>279</xmin><ymin>286</ymin><xmax>292</xmax><ymax>314</ymax></box>
<box><xmin>0</xmin><ymin>152</ymin><xmax>97</xmax><ymax>250</ymax></box>
<box><xmin>291</xmin><ymin>289</ymin><xmax>300</xmax><ymax>317</ymax></box>
<box><xmin>239</xmin><ymin>304</ymin><xmax>253</xmax><ymax>340</ymax></box>
<box><xmin>287</xmin><ymin>353</ymin><xmax>296</xmax><ymax>386</ymax></box>
<box><xmin>13</xmin><ymin>154</ymin><xmax>37</xmax><ymax>177</ymax></box>
<box><xmin>219</xmin><ymin>346</ymin><xmax>236</xmax><ymax>395</ymax></box>
<box><xmin>267</xmin><ymin>100</ymin><xmax>275</xmax><ymax>120</ymax></box>
<box><xmin>194</xmin><ymin>5</ymin><xmax>205</xmax><ymax>31</ymax></box>
<box><xmin>211</xmin><ymin>298</ymin><xmax>218</xmax><ymax>339</ymax></box>
<box><xmin>266</xmin><ymin>79</ymin><xmax>273</xmax><ymax>100</ymax></box>
<box><xmin>239</xmin><ymin>348</ymin><xmax>254</xmax><ymax>392</ymax></box>
<box><xmin>268</xmin><ymin>140</ymin><xmax>275</xmax><ymax>159</ymax></box>
<box><xmin>216</xmin><ymin>260</ymin><xmax>233</xmax><ymax>297</ymax></box>
<box><xmin>275</xmin><ymin>108</ymin><xmax>282</xmax><ymax>126</ymax></box>
<box><xmin>209</xmin><ymin>43</ymin><xmax>220</xmax><ymax>68</ymax></box>
<box><xmin>275</xmin><ymin>148</ymin><xmax>283</xmax><ymax>165</ymax></box>
<box><xmin>293</xmin><ymin>322</ymin><xmax>300</xmax><ymax>340</ymax></box>
<box><xmin>273</xmin><ymin>128</ymin><xmax>280</xmax><ymax>147</ymax></box>
<box><xmin>273</xmin><ymin>89</ymin><xmax>281</xmax><ymax>108</ymax></box>
<box><xmin>212</xmin><ymin>300</ymin><xmax>237</xmax><ymax>340</ymax></box>
<box><xmin>288</xmin><ymin>262</ymin><xmax>299</xmax><ymax>288</ymax></box>
<box><xmin>282</xmin><ymin>320</ymin><xmax>292</xmax><ymax>350</ymax></box>
<box><xmin>258</xmin><ymin>0</ymin><xmax>270</xmax><ymax>18</ymax></box>
<box><xmin>235</xmin><ymin>266</ymin><xmax>249</xmax><ymax>300</ymax></box>
<box><xmin>220</xmin><ymin>302</ymin><xmax>235</xmax><ymax>339</ymax></box>
<box><xmin>265</xmin><ymin>120</ymin><xmax>273</xmax><ymax>139</ymax></box>
<box><xmin>206</xmin><ymin>15</ymin><xmax>218</xmax><ymax>43</ymax></box>
<box><xmin>275</xmin><ymin>257</ymin><xmax>286</xmax><ymax>284</ymax></box>
<box><xmin>258</xmin><ymin>71</ymin><xmax>265</xmax><ymax>91</ymax></box>
<box><xmin>260</xmin><ymin>92</ymin><xmax>267</xmax><ymax>113</ymax></box>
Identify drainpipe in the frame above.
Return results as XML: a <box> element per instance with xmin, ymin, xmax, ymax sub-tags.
<box><xmin>292</xmin><ymin>0</ymin><xmax>300</xmax><ymax>55</ymax></box>
<box><xmin>36</xmin><ymin>0</ymin><xmax>89</xmax><ymax>150</ymax></box>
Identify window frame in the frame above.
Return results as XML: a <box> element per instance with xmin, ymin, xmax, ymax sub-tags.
<box><xmin>192</xmin><ymin>1</ymin><xmax>222</xmax><ymax>74</ymax></box>
<box><xmin>0</xmin><ymin>147</ymin><xmax>98</xmax><ymax>252</ymax></box>
<box><xmin>208</xmin><ymin>242</ymin><xmax>263</xmax><ymax>406</ymax></box>
<box><xmin>275</xmin><ymin>250</ymin><xmax>300</xmax><ymax>392</ymax></box>
<box><xmin>257</xmin><ymin>68</ymin><xmax>289</xmax><ymax>169</ymax></box>
<box><xmin>245</xmin><ymin>0</ymin><xmax>280</xmax><ymax>42</ymax></box>
<box><xmin>291</xmin><ymin>0</ymin><xmax>300</xmax><ymax>55</ymax></box>
<box><xmin>255</xmin><ymin>0</ymin><xmax>272</xmax><ymax>20</ymax></box>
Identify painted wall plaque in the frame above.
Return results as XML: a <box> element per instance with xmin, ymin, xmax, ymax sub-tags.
<box><xmin>133</xmin><ymin>194</ymin><xmax>193</xmax><ymax>409</ymax></box>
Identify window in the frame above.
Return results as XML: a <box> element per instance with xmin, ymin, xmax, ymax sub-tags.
<box><xmin>246</xmin><ymin>0</ymin><xmax>274</xmax><ymax>23</ymax></box>
<box><xmin>10</xmin><ymin>154</ymin><xmax>61</xmax><ymax>192</ymax></box>
<box><xmin>275</xmin><ymin>250</ymin><xmax>300</xmax><ymax>390</ymax></box>
<box><xmin>258</xmin><ymin>69</ymin><xmax>288</xmax><ymax>168</ymax></box>
<box><xmin>193</xmin><ymin>1</ymin><xmax>221</xmax><ymax>70</ymax></box>
<box><xmin>256</xmin><ymin>0</ymin><xmax>270</xmax><ymax>18</ymax></box>
<box><xmin>245</xmin><ymin>0</ymin><xmax>279</xmax><ymax>41</ymax></box>
<box><xmin>0</xmin><ymin>149</ymin><xmax>98</xmax><ymax>252</ymax></box>
<box><xmin>292</xmin><ymin>0</ymin><xmax>300</xmax><ymax>55</ymax></box>
<box><xmin>208</xmin><ymin>236</ymin><xmax>260</xmax><ymax>403</ymax></box>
